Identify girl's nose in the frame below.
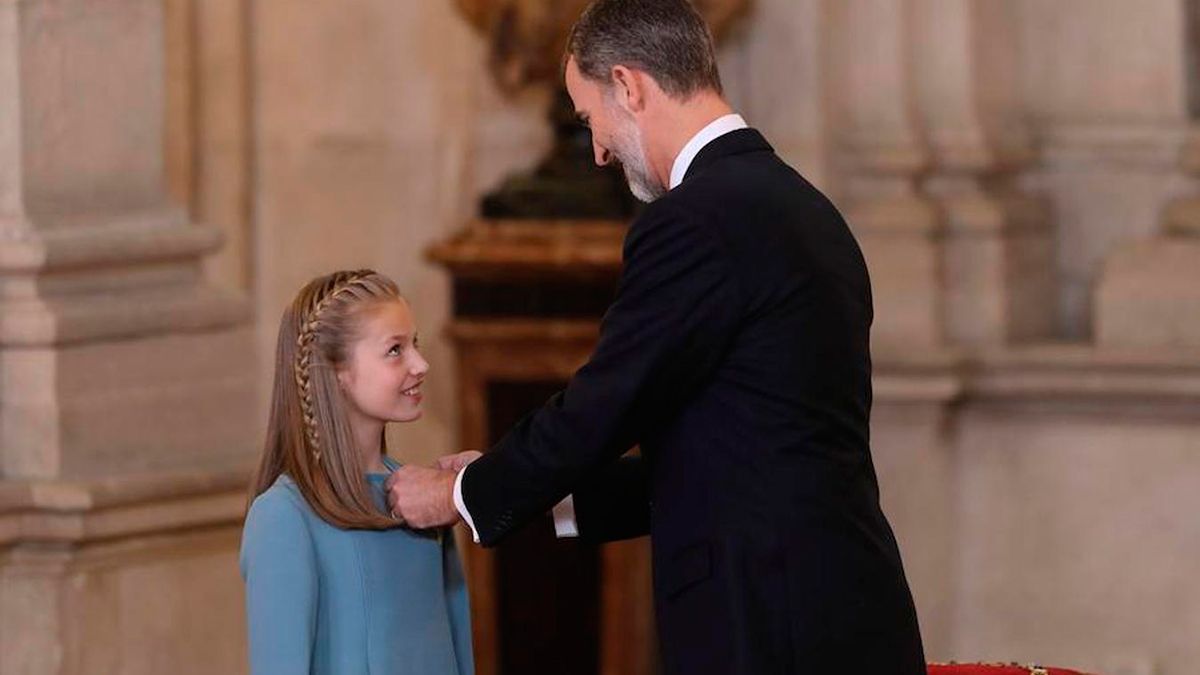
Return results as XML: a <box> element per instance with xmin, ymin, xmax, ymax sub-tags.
<box><xmin>410</xmin><ymin>350</ymin><xmax>430</xmax><ymax>377</ymax></box>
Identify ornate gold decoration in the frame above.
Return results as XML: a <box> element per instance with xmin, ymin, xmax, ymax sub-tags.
<box><xmin>931</xmin><ymin>663</ymin><xmax>1058</xmax><ymax>675</ymax></box>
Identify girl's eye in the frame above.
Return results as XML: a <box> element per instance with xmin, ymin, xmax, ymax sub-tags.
<box><xmin>387</xmin><ymin>344</ymin><xmax>402</xmax><ymax>357</ymax></box>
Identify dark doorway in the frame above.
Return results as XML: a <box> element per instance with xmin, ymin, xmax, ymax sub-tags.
<box><xmin>487</xmin><ymin>380</ymin><xmax>602</xmax><ymax>675</ymax></box>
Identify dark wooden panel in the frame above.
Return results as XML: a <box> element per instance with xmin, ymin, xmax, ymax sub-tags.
<box><xmin>454</xmin><ymin>278</ymin><xmax>619</xmax><ymax>319</ymax></box>
<box><xmin>487</xmin><ymin>380</ymin><xmax>602</xmax><ymax>675</ymax></box>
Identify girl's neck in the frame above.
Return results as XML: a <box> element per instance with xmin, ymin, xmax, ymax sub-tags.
<box><xmin>349</xmin><ymin>413</ymin><xmax>389</xmax><ymax>474</ymax></box>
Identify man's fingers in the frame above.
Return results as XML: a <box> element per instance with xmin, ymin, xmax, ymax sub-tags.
<box><xmin>379</xmin><ymin>464</ymin><xmax>457</xmax><ymax>529</ymax></box>
<box><xmin>434</xmin><ymin>450</ymin><xmax>483</xmax><ymax>473</ymax></box>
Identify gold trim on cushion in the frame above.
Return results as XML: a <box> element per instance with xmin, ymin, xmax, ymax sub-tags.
<box><xmin>929</xmin><ymin>663</ymin><xmax>1053</xmax><ymax>675</ymax></box>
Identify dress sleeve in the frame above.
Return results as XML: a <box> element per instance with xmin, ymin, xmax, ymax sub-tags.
<box><xmin>239</xmin><ymin>490</ymin><xmax>319</xmax><ymax>674</ymax></box>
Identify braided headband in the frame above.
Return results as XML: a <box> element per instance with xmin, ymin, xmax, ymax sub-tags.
<box><xmin>293</xmin><ymin>271</ymin><xmax>375</xmax><ymax>460</ymax></box>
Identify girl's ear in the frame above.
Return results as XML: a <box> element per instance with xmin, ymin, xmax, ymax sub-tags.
<box><xmin>335</xmin><ymin>366</ymin><xmax>351</xmax><ymax>393</ymax></box>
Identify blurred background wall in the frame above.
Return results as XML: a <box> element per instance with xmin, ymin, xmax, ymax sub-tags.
<box><xmin>1</xmin><ymin>0</ymin><xmax>1198</xmax><ymax>673</ymax></box>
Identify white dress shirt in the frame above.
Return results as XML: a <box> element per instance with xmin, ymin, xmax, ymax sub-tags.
<box><xmin>454</xmin><ymin>113</ymin><xmax>750</xmax><ymax>543</ymax></box>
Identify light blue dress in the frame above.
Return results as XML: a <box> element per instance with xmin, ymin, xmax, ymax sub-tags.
<box><xmin>239</xmin><ymin>457</ymin><xmax>474</xmax><ymax>674</ymax></box>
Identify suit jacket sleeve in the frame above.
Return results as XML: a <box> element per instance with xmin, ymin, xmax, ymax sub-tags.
<box><xmin>461</xmin><ymin>202</ymin><xmax>743</xmax><ymax>546</ymax></box>
<box><xmin>572</xmin><ymin>455</ymin><xmax>651</xmax><ymax>543</ymax></box>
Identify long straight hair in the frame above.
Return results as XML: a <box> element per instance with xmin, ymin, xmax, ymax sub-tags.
<box><xmin>248</xmin><ymin>269</ymin><xmax>404</xmax><ymax>530</ymax></box>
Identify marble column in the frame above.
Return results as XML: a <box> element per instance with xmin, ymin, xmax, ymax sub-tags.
<box><xmin>163</xmin><ymin>0</ymin><xmax>254</xmax><ymax>291</ymax></box>
<box><xmin>825</xmin><ymin>0</ymin><xmax>966</xmax><ymax>660</ymax></box>
<box><xmin>912</xmin><ymin>0</ymin><xmax>1054</xmax><ymax>345</ymax></box>
<box><xmin>1092</xmin><ymin>0</ymin><xmax>1200</xmax><ymax>349</ymax></box>
<box><xmin>830</xmin><ymin>0</ymin><xmax>943</xmax><ymax>350</ymax></box>
<box><xmin>0</xmin><ymin>0</ymin><xmax>255</xmax><ymax>671</ymax></box>
<box><xmin>1021</xmin><ymin>0</ymin><xmax>1191</xmax><ymax>340</ymax></box>
<box><xmin>1094</xmin><ymin>129</ymin><xmax>1200</xmax><ymax>347</ymax></box>
<box><xmin>719</xmin><ymin>0</ymin><xmax>832</xmax><ymax>190</ymax></box>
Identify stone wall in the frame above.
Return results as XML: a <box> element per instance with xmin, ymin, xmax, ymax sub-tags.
<box><xmin>723</xmin><ymin>2</ymin><xmax>1200</xmax><ymax>673</ymax></box>
<box><xmin>0</xmin><ymin>0</ymin><xmax>256</xmax><ymax>672</ymax></box>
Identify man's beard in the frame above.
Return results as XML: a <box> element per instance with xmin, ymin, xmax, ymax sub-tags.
<box><xmin>610</xmin><ymin>117</ymin><xmax>666</xmax><ymax>203</ymax></box>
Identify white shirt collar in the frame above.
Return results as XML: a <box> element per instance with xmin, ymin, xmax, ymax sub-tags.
<box><xmin>669</xmin><ymin>113</ymin><xmax>749</xmax><ymax>189</ymax></box>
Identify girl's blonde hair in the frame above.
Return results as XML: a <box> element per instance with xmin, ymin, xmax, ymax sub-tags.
<box><xmin>249</xmin><ymin>269</ymin><xmax>405</xmax><ymax>529</ymax></box>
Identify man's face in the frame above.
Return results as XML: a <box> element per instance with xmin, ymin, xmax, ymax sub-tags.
<box><xmin>565</xmin><ymin>56</ymin><xmax>666</xmax><ymax>202</ymax></box>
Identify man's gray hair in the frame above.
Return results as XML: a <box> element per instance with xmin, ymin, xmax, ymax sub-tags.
<box><xmin>566</xmin><ymin>0</ymin><xmax>723</xmax><ymax>99</ymax></box>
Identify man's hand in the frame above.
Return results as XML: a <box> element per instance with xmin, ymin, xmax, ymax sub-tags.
<box><xmin>434</xmin><ymin>450</ymin><xmax>483</xmax><ymax>473</ymax></box>
<box><xmin>385</xmin><ymin>465</ymin><xmax>459</xmax><ymax>529</ymax></box>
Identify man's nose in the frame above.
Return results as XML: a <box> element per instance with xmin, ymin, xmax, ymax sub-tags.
<box><xmin>593</xmin><ymin>140</ymin><xmax>611</xmax><ymax>167</ymax></box>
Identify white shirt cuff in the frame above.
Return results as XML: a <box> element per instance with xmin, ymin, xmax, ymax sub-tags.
<box><xmin>453</xmin><ymin>466</ymin><xmax>481</xmax><ymax>544</ymax></box>
<box><xmin>552</xmin><ymin>495</ymin><xmax>579</xmax><ymax>538</ymax></box>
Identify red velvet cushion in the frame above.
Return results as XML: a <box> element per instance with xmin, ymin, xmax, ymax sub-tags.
<box><xmin>928</xmin><ymin>665</ymin><xmax>1093</xmax><ymax>675</ymax></box>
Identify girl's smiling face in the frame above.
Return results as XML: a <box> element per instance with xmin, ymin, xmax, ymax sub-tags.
<box><xmin>337</xmin><ymin>298</ymin><xmax>429</xmax><ymax>424</ymax></box>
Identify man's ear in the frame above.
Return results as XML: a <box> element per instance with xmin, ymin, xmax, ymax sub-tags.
<box><xmin>610</xmin><ymin>65</ymin><xmax>646</xmax><ymax>114</ymax></box>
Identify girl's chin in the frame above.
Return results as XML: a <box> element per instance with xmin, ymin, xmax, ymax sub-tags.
<box><xmin>389</xmin><ymin>407</ymin><xmax>423</xmax><ymax>422</ymax></box>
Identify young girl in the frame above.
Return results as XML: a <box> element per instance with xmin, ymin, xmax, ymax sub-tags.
<box><xmin>240</xmin><ymin>269</ymin><xmax>473</xmax><ymax>674</ymax></box>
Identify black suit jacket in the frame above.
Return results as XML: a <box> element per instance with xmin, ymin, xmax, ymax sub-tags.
<box><xmin>462</xmin><ymin>129</ymin><xmax>925</xmax><ymax>674</ymax></box>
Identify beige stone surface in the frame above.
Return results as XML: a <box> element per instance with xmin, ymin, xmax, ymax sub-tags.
<box><xmin>0</xmin><ymin>1</ymin><xmax>257</xmax><ymax>671</ymax></box>
<box><xmin>904</xmin><ymin>0</ymin><xmax>1055</xmax><ymax>346</ymax></box>
<box><xmin>871</xmin><ymin>347</ymin><xmax>1200</xmax><ymax>672</ymax></box>
<box><xmin>0</xmin><ymin>0</ymin><xmax>257</xmax><ymax>479</ymax></box>
<box><xmin>1017</xmin><ymin>0</ymin><xmax>1186</xmax><ymax>125</ymax></box>
<box><xmin>853</xmin><ymin>195</ymin><xmax>945</xmax><ymax>348</ymax></box>
<box><xmin>3</xmin><ymin>530</ymin><xmax>247</xmax><ymax>675</ymax></box>
<box><xmin>251</xmin><ymin>0</ymin><xmax>552</xmax><ymax>465</ymax></box>
<box><xmin>1032</xmin><ymin>126</ymin><xmax>1193</xmax><ymax>339</ymax></box>
<box><xmin>15</xmin><ymin>0</ymin><xmax>166</xmax><ymax>220</ymax></box>
<box><xmin>953</xmin><ymin>406</ymin><xmax>1200</xmax><ymax>675</ymax></box>
<box><xmin>0</xmin><ymin>464</ymin><xmax>252</xmax><ymax>674</ymax></box>
<box><xmin>1013</xmin><ymin>0</ymin><xmax>1191</xmax><ymax>340</ymax></box>
<box><xmin>939</xmin><ymin>192</ymin><xmax>1057</xmax><ymax>344</ymax></box>
<box><xmin>1095</xmin><ymin>238</ymin><xmax>1200</xmax><ymax>348</ymax></box>
<box><xmin>192</xmin><ymin>0</ymin><xmax>253</xmax><ymax>292</ymax></box>
<box><xmin>719</xmin><ymin>0</ymin><xmax>832</xmax><ymax>190</ymax></box>
<box><xmin>0</xmin><ymin>2</ymin><xmax>22</xmax><ymax>221</ymax></box>
<box><xmin>872</xmin><ymin>399</ymin><xmax>957</xmax><ymax>659</ymax></box>
<box><xmin>913</xmin><ymin>0</ymin><xmax>1030</xmax><ymax>171</ymax></box>
<box><xmin>828</xmin><ymin>0</ymin><xmax>928</xmax><ymax>165</ymax></box>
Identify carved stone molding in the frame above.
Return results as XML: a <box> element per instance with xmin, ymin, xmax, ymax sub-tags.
<box><xmin>0</xmin><ymin>466</ymin><xmax>251</xmax><ymax>674</ymax></box>
<box><xmin>831</xmin><ymin>0</ymin><xmax>945</xmax><ymax>350</ymax></box>
<box><xmin>874</xmin><ymin>345</ymin><xmax>1200</xmax><ymax>415</ymax></box>
<box><xmin>910</xmin><ymin>0</ymin><xmax>1055</xmax><ymax>346</ymax></box>
<box><xmin>1094</xmin><ymin>127</ymin><xmax>1200</xmax><ymax>348</ymax></box>
<box><xmin>0</xmin><ymin>0</ymin><xmax>256</xmax><ymax>481</ymax></box>
<box><xmin>1038</xmin><ymin>122</ymin><xmax>1192</xmax><ymax>171</ymax></box>
<box><xmin>0</xmin><ymin>465</ymin><xmax>250</xmax><ymax>547</ymax></box>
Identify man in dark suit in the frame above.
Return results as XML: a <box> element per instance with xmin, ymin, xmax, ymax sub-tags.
<box><xmin>388</xmin><ymin>0</ymin><xmax>925</xmax><ymax>672</ymax></box>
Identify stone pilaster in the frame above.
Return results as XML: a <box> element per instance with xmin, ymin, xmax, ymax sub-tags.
<box><xmin>832</xmin><ymin>0</ymin><xmax>943</xmax><ymax>350</ymax></box>
<box><xmin>1095</xmin><ymin>129</ymin><xmax>1200</xmax><ymax>347</ymax></box>
<box><xmin>0</xmin><ymin>1</ymin><xmax>255</xmax><ymax>671</ymax></box>
<box><xmin>912</xmin><ymin>0</ymin><xmax>1055</xmax><ymax>345</ymax></box>
<box><xmin>0</xmin><ymin>0</ymin><xmax>256</xmax><ymax>480</ymax></box>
